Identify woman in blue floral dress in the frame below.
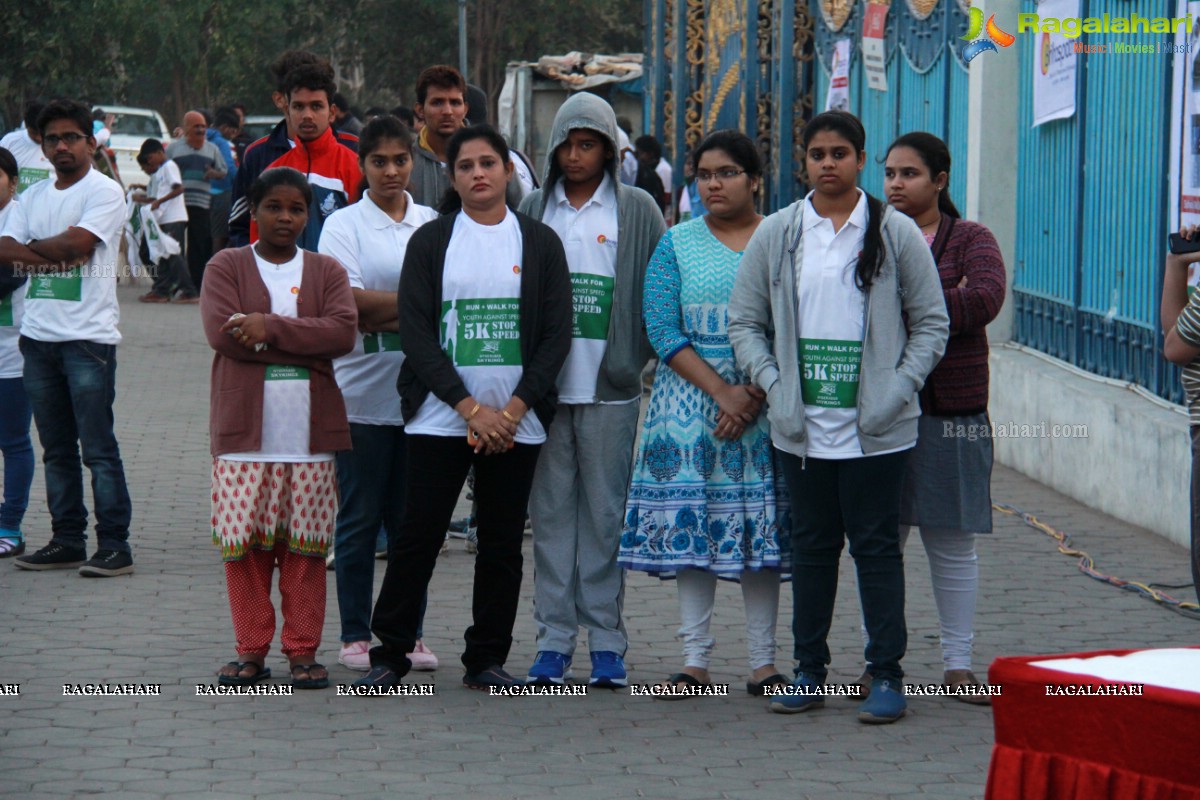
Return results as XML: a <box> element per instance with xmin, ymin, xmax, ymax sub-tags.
<box><xmin>620</xmin><ymin>130</ymin><xmax>789</xmax><ymax>696</ymax></box>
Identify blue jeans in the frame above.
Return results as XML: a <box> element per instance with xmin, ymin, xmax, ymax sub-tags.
<box><xmin>778</xmin><ymin>449</ymin><xmax>910</xmax><ymax>682</ymax></box>
<box><xmin>0</xmin><ymin>376</ymin><xmax>34</xmax><ymax>532</ymax></box>
<box><xmin>19</xmin><ymin>338</ymin><xmax>132</xmax><ymax>553</ymax></box>
<box><xmin>334</xmin><ymin>423</ymin><xmax>425</xmax><ymax>642</ymax></box>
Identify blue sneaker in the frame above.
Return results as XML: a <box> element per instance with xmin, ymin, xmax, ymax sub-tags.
<box><xmin>857</xmin><ymin>677</ymin><xmax>907</xmax><ymax>724</ymax></box>
<box><xmin>768</xmin><ymin>671</ymin><xmax>826</xmax><ymax>714</ymax></box>
<box><xmin>588</xmin><ymin>651</ymin><xmax>628</xmax><ymax>688</ymax></box>
<box><xmin>527</xmin><ymin>651</ymin><xmax>572</xmax><ymax>685</ymax></box>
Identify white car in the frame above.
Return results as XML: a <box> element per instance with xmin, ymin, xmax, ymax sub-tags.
<box><xmin>242</xmin><ymin>115</ymin><xmax>282</xmax><ymax>144</ymax></box>
<box><xmin>99</xmin><ymin>104</ymin><xmax>172</xmax><ymax>186</ymax></box>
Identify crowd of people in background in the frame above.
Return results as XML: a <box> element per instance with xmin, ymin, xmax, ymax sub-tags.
<box><xmin>0</xmin><ymin>47</ymin><xmax>1018</xmax><ymax>725</ymax></box>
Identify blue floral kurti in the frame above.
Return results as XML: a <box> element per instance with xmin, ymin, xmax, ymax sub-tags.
<box><xmin>620</xmin><ymin>218</ymin><xmax>790</xmax><ymax>578</ymax></box>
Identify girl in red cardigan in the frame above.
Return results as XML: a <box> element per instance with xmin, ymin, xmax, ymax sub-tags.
<box><xmin>200</xmin><ymin>167</ymin><xmax>358</xmax><ymax>689</ymax></box>
<box><xmin>882</xmin><ymin>133</ymin><xmax>1006</xmax><ymax>702</ymax></box>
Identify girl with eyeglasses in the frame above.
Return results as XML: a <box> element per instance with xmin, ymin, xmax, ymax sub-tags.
<box><xmin>621</xmin><ymin>130</ymin><xmax>789</xmax><ymax>697</ymax></box>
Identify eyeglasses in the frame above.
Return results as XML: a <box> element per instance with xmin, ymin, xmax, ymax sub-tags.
<box><xmin>43</xmin><ymin>133</ymin><xmax>88</xmax><ymax>147</ymax></box>
<box><xmin>696</xmin><ymin>168</ymin><xmax>746</xmax><ymax>183</ymax></box>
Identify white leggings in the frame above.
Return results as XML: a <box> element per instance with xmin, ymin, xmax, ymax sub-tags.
<box><xmin>677</xmin><ymin>568</ymin><xmax>781</xmax><ymax>670</ymax></box>
<box><xmin>861</xmin><ymin>526</ymin><xmax>979</xmax><ymax>671</ymax></box>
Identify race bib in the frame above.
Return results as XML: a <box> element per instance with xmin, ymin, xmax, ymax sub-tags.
<box><xmin>17</xmin><ymin>167</ymin><xmax>49</xmax><ymax>194</ymax></box>
<box><xmin>570</xmin><ymin>273</ymin><xmax>614</xmax><ymax>340</ymax></box>
<box><xmin>440</xmin><ymin>298</ymin><xmax>521</xmax><ymax>367</ymax></box>
<box><xmin>799</xmin><ymin>338</ymin><xmax>862</xmax><ymax>408</ymax></box>
<box><xmin>265</xmin><ymin>365</ymin><xmax>310</xmax><ymax>380</ymax></box>
<box><xmin>363</xmin><ymin>332</ymin><xmax>403</xmax><ymax>354</ymax></box>
<box><xmin>27</xmin><ymin>268</ymin><xmax>82</xmax><ymax>302</ymax></box>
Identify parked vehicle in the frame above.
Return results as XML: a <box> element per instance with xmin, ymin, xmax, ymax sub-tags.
<box><xmin>102</xmin><ymin>104</ymin><xmax>172</xmax><ymax>185</ymax></box>
<box><xmin>242</xmin><ymin>115</ymin><xmax>281</xmax><ymax>144</ymax></box>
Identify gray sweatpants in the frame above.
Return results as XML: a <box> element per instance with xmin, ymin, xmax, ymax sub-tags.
<box><xmin>529</xmin><ymin>401</ymin><xmax>641</xmax><ymax>656</ymax></box>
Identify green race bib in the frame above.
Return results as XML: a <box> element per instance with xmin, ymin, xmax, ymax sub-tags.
<box><xmin>440</xmin><ymin>298</ymin><xmax>521</xmax><ymax>367</ymax></box>
<box><xmin>570</xmin><ymin>273</ymin><xmax>614</xmax><ymax>340</ymax></box>
<box><xmin>363</xmin><ymin>331</ymin><xmax>403</xmax><ymax>355</ymax></box>
<box><xmin>265</xmin><ymin>365</ymin><xmax>310</xmax><ymax>380</ymax></box>
<box><xmin>0</xmin><ymin>294</ymin><xmax>13</xmax><ymax>327</ymax></box>
<box><xmin>17</xmin><ymin>167</ymin><xmax>49</xmax><ymax>194</ymax></box>
<box><xmin>27</xmin><ymin>267</ymin><xmax>82</xmax><ymax>302</ymax></box>
<box><xmin>800</xmin><ymin>338</ymin><xmax>862</xmax><ymax>408</ymax></box>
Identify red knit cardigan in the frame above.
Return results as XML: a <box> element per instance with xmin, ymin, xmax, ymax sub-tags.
<box><xmin>919</xmin><ymin>215</ymin><xmax>1006</xmax><ymax>416</ymax></box>
<box><xmin>200</xmin><ymin>246</ymin><xmax>358</xmax><ymax>457</ymax></box>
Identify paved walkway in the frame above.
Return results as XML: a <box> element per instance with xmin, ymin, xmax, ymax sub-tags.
<box><xmin>1</xmin><ymin>282</ymin><xmax>1196</xmax><ymax>799</ymax></box>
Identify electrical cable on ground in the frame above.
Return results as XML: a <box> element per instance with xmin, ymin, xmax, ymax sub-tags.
<box><xmin>993</xmin><ymin>502</ymin><xmax>1200</xmax><ymax>620</ymax></box>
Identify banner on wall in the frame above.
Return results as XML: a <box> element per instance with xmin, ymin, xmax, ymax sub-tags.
<box><xmin>1171</xmin><ymin>1</ymin><xmax>1200</xmax><ymax>285</ymax></box>
<box><xmin>862</xmin><ymin>2</ymin><xmax>889</xmax><ymax>91</ymax></box>
<box><xmin>826</xmin><ymin>38</ymin><xmax>852</xmax><ymax>110</ymax></box>
<box><xmin>1031</xmin><ymin>0</ymin><xmax>1079</xmax><ymax>126</ymax></box>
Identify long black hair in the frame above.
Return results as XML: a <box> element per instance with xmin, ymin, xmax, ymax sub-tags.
<box><xmin>802</xmin><ymin>110</ymin><xmax>884</xmax><ymax>290</ymax></box>
<box><xmin>885</xmin><ymin>131</ymin><xmax>961</xmax><ymax>219</ymax></box>
<box><xmin>437</xmin><ymin>124</ymin><xmax>512</xmax><ymax>214</ymax></box>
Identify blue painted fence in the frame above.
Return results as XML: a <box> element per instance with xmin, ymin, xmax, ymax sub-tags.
<box><xmin>644</xmin><ymin>0</ymin><xmax>1184</xmax><ymax>403</ymax></box>
<box><xmin>1012</xmin><ymin>0</ymin><xmax>1180</xmax><ymax>403</ymax></box>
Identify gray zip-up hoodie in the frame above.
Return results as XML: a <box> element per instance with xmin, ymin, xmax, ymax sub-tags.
<box><xmin>519</xmin><ymin>92</ymin><xmax>667</xmax><ymax>402</ymax></box>
<box><xmin>727</xmin><ymin>197</ymin><xmax>949</xmax><ymax>458</ymax></box>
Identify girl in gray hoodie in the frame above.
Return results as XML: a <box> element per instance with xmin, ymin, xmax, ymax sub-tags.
<box><xmin>727</xmin><ymin>111</ymin><xmax>948</xmax><ymax>724</ymax></box>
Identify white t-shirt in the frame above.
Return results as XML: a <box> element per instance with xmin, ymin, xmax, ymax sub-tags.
<box><xmin>0</xmin><ymin>129</ymin><xmax>51</xmax><ymax>193</ymax></box>
<box><xmin>318</xmin><ymin>191</ymin><xmax>437</xmax><ymax>426</ymax></box>
<box><xmin>406</xmin><ymin>210</ymin><xmax>546</xmax><ymax>444</ymax></box>
<box><xmin>222</xmin><ymin>249</ymin><xmax>334</xmax><ymax>463</ymax></box>
<box><xmin>542</xmin><ymin>173</ymin><xmax>626</xmax><ymax>404</ymax></box>
<box><xmin>148</xmin><ymin>160</ymin><xmax>188</xmax><ymax>225</ymax></box>
<box><xmin>655</xmin><ymin>158</ymin><xmax>674</xmax><ymax>194</ymax></box>
<box><xmin>1</xmin><ymin>167</ymin><xmax>126</xmax><ymax>345</ymax></box>
<box><xmin>797</xmin><ymin>190</ymin><xmax>868</xmax><ymax>459</ymax></box>
<box><xmin>0</xmin><ymin>200</ymin><xmax>26</xmax><ymax>378</ymax></box>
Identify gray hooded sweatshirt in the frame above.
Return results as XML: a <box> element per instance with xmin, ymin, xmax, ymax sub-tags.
<box><xmin>727</xmin><ymin>197</ymin><xmax>949</xmax><ymax>458</ymax></box>
<box><xmin>519</xmin><ymin>92</ymin><xmax>667</xmax><ymax>402</ymax></box>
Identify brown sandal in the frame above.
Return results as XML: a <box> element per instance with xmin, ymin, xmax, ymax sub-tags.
<box><xmin>944</xmin><ymin>669</ymin><xmax>992</xmax><ymax>706</ymax></box>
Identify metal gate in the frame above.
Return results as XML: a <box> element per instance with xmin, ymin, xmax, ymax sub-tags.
<box><xmin>1012</xmin><ymin>0</ymin><xmax>1179</xmax><ymax>402</ymax></box>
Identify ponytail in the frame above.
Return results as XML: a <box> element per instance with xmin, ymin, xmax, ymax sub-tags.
<box><xmin>856</xmin><ymin>193</ymin><xmax>886</xmax><ymax>290</ymax></box>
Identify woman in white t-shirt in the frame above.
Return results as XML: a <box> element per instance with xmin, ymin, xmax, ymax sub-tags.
<box><xmin>201</xmin><ymin>167</ymin><xmax>358</xmax><ymax>690</ymax></box>
<box><xmin>728</xmin><ymin>111</ymin><xmax>948</xmax><ymax>724</ymax></box>
<box><xmin>355</xmin><ymin>125</ymin><xmax>572</xmax><ymax>691</ymax></box>
<box><xmin>317</xmin><ymin>116</ymin><xmax>440</xmax><ymax>673</ymax></box>
<box><xmin>0</xmin><ymin>147</ymin><xmax>33</xmax><ymax>558</ymax></box>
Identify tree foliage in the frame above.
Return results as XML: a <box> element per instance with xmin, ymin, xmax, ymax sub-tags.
<box><xmin>0</xmin><ymin>0</ymin><xmax>641</xmax><ymax>129</ymax></box>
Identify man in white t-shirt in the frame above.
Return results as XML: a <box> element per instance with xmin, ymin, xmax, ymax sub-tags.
<box><xmin>0</xmin><ymin>101</ymin><xmax>53</xmax><ymax>193</ymax></box>
<box><xmin>0</xmin><ymin>99</ymin><xmax>134</xmax><ymax>577</ymax></box>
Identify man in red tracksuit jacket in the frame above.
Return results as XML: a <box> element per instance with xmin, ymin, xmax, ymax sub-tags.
<box><xmin>229</xmin><ymin>51</ymin><xmax>359</xmax><ymax>248</ymax></box>
<box><xmin>248</xmin><ymin>60</ymin><xmax>361</xmax><ymax>251</ymax></box>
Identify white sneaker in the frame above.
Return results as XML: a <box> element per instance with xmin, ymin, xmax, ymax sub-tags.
<box><xmin>338</xmin><ymin>640</ymin><xmax>371</xmax><ymax>671</ymax></box>
<box><xmin>408</xmin><ymin>640</ymin><xmax>439</xmax><ymax>671</ymax></box>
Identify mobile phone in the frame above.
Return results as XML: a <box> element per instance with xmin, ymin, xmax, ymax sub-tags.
<box><xmin>1169</xmin><ymin>233</ymin><xmax>1200</xmax><ymax>254</ymax></box>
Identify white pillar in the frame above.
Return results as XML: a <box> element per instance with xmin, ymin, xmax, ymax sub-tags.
<box><xmin>966</xmin><ymin>0</ymin><xmax>1021</xmax><ymax>343</ymax></box>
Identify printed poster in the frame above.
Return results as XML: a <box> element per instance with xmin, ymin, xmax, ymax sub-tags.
<box><xmin>1031</xmin><ymin>0</ymin><xmax>1080</xmax><ymax>126</ymax></box>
